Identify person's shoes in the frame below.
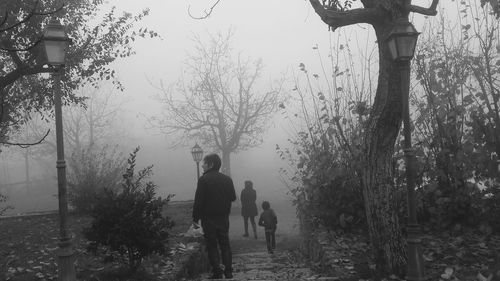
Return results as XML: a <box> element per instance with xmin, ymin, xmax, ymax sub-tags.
<box><xmin>268</xmin><ymin>250</ymin><xmax>273</xmax><ymax>254</ymax></box>
<box><xmin>224</xmin><ymin>271</ymin><xmax>233</xmax><ymax>279</ymax></box>
<box><xmin>254</xmin><ymin>235</ymin><xmax>258</xmax><ymax>239</ymax></box>
<box><xmin>243</xmin><ymin>233</ymin><xmax>249</xmax><ymax>237</ymax></box>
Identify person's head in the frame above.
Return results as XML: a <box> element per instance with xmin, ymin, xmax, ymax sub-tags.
<box><xmin>244</xmin><ymin>180</ymin><xmax>253</xmax><ymax>189</ymax></box>
<box><xmin>261</xmin><ymin>201</ymin><xmax>270</xmax><ymax>210</ymax></box>
<box><xmin>202</xmin><ymin>153</ymin><xmax>222</xmax><ymax>172</ymax></box>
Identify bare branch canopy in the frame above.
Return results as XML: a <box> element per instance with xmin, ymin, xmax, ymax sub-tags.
<box><xmin>308</xmin><ymin>0</ymin><xmax>384</xmax><ymax>30</ymax></box>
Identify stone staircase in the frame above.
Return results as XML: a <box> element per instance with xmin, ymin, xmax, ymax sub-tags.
<box><xmin>199</xmin><ymin>249</ymin><xmax>338</xmax><ymax>281</ymax></box>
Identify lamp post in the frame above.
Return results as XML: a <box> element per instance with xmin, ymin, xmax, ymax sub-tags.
<box><xmin>42</xmin><ymin>19</ymin><xmax>76</xmax><ymax>281</ymax></box>
<box><xmin>191</xmin><ymin>143</ymin><xmax>204</xmax><ymax>179</ymax></box>
<box><xmin>497</xmin><ymin>159</ymin><xmax>500</xmax><ymax>179</ymax></box>
<box><xmin>386</xmin><ymin>19</ymin><xmax>425</xmax><ymax>281</ymax></box>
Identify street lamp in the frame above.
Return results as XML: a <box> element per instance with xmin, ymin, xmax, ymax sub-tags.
<box><xmin>191</xmin><ymin>143</ymin><xmax>204</xmax><ymax>179</ymax></box>
<box><xmin>42</xmin><ymin>18</ymin><xmax>75</xmax><ymax>281</ymax></box>
<box><xmin>386</xmin><ymin>19</ymin><xmax>424</xmax><ymax>281</ymax></box>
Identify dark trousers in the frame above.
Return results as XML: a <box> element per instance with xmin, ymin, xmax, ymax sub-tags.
<box><xmin>265</xmin><ymin>228</ymin><xmax>276</xmax><ymax>251</ymax></box>
<box><xmin>201</xmin><ymin>216</ymin><xmax>232</xmax><ymax>274</ymax></box>
<box><xmin>243</xmin><ymin>215</ymin><xmax>256</xmax><ymax>235</ymax></box>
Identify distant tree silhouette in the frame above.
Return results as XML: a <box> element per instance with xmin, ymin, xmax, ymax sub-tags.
<box><xmin>150</xmin><ymin>31</ymin><xmax>284</xmax><ymax>176</ymax></box>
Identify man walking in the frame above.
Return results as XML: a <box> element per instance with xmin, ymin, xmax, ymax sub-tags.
<box><xmin>192</xmin><ymin>153</ymin><xmax>236</xmax><ymax>279</ymax></box>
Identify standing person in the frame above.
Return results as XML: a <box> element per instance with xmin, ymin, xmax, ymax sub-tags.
<box><xmin>258</xmin><ymin>201</ymin><xmax>278</xmax><ymax>254</ymax></box>
<box><xmin>192</xmin><ymin>153</ymin><xmax>237</xmax><ymax>279</ymax></box>
<box><xmin>240</xmin><ymin>180</ymin><xmax>258</xmax><ymax>239</ymax></box>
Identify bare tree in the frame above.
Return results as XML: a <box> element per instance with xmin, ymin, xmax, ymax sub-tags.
<box><xmin>150</xmin><ymin>31</ymin><xmax>284</xmax><ymax>175</ymax></box>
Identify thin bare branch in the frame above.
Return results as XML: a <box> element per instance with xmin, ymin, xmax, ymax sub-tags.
<box><xmin>409</xmin><ymin>0</ymin><xmax>439</xmax><ymax>16</ymax></box>
<box><xmin>188</xmin><ymin>0</ymin><xmax>222</xmax><ymax>20</ymax></box>
<box><xmin>1</xmin><ymin>129</ymin><xmax>50</xmax><ymax>148</ymax></box>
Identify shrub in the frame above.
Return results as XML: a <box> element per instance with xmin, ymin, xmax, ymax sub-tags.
<box><xmin>476</xmin><ymin>181</ymin><xmax>500</xmax><ymax>233</ymax></box>
<box><xmin>83</xmin><ymin>147</ymin><xmax>174</xmax><ymax>272</ymax></box>
<box><xmin>0</xmin><ymin>192</ymin><xmax>13</xmax><ymax>215</ymax></box>
<box><xmin>68</xmin><ymin>145</ymin><xmax>126</xmax><ymax>214</ymax></box>
<box><xmin>418</xmin><ymin>180</ymin><xmax>481</xmax><ymax>228</ymax></box>
<box><xmin>294</xmin><ymin>172</ymin><xmax>365</xmax><ymax>231</ymax></box>
<box><xmin>282</xmin><ymin>127</ymin><xmax>366</xmax><ymax>232</ymax></box>
<box><xmin>415</xmin><ymin>164</ymin><xmax>500</xmax><ymax>233</ymax></box>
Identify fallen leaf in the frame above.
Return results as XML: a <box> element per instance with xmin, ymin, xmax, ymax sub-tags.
<box><xmin>441</xmin><ymin>267</ymin><xmax>454</xmax><ymax>279</ymax></box>
<box><xmin>476</xmin><ymin>272</ymin><xmax>493</xmax><ymax>281</ymax></box>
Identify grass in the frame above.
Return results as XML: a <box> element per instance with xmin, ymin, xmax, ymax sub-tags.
<box><xmin>0</xmin><ymin>200</ymin><xmax>194</xmax><ymax>281</ymax></box>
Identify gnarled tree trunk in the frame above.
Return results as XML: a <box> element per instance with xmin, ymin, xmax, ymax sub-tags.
<box><xmin>361</xmin><ymin>23</ymin><xmax>406</xmax><ymax>274</ymax></box>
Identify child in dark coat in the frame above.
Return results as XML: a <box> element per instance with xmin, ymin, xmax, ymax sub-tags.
<box><xmin>258</xmin><ymin>201</ymin><xmax>277</xmax><ymax>254</ymax></box>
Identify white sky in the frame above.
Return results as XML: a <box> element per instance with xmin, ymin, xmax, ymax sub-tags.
<box><xmin>107</xmin><ymin>0</ymin><xmax>339</xmax><ymax>201</ymax></box>
<box><xmin>104</xmin><ymin>0</ymin><xmax>439</xmax><ymax>201</ymax></box>
<box><xmin>1</xmin><ymin>0</ymin><xmax>445</xmax><ymax>214</ymax></box>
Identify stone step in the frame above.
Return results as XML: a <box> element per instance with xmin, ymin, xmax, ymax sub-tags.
<box><xmin>234</xmin><ymin>263</ymin><xmax>284</xmax><ymax>270</ymax></box>
<box><xmin>198</xmin><ymin>250</ymin><xmax>338</xmax><ymax>281</ymax></box>
<box><xmin>201</xmin><ymin>277</ymin><xmax>340</xmax><ymax>281</ymax></box>
<box><xmin>202</xmin><ymin>279</ymin><xmax>276</xmax><ymax>281</ymax></box>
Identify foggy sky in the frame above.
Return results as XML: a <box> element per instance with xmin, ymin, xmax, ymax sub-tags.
<box><xmin>111</xmin><ymin>0</ymin><xmax>433</xmax><ymax>201</ymax></box>
<box><xmin>109</xmin><ymin>0</ymin><xmax>337</xmax><ymax>202</ymax></box>
<box><xmin>1</xmin><ymin>0</ymin><xmax>441</xmax><ymax>213</ymax></box>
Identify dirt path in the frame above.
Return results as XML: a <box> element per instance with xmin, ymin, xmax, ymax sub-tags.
<box><xmin>192</xmin><ymin>201</ymin><xmax>338</xmax><ymax>280</ymax></box>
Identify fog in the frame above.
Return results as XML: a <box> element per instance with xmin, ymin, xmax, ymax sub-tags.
<box><xmin>0</xmin><ymin>0</ymin><xmax>438</xmax><ymax>215</ymax></box>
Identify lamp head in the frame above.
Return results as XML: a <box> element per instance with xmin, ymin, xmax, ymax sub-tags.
<box><xmin>43</xmin><ymin>18</ymin><xmax>69</xmax><ymax>66</ymax></box>
<box><xmin>386</xmin><ymin>19</ymin><xmax>420</xmax><ymax>61</ymax></box>
<box><xmin>191</xmin><ymin>143</ymin><xmax>204</xmax><ymax>163</ymax></box>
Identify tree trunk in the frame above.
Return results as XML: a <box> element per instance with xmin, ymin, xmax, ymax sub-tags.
<box><xmin>25</xmin><ymin>148</ymin><xmax>31</xmax><ymax>192</ymax></box>
<box><xmin>89</xmin><ymin>102</ymin><xmax>95</xmax><ymax>147</ymax></box>
<box><xmin>362</xmin><ymin>23</ymin><xmax>407</xmax><ymax>275</ymax></box>
<box><xmin>221</xmin><ymin>150</ymin><xmax>231</xmax><ymax>177</ymax></box>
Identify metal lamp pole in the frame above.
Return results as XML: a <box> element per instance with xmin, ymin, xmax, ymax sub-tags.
<box><xmin>43</xmin><ymin>19</ymin><xmax>76</xmax><ymax>281</ymax></box>
<box><xmin>54</xmin><ymin>67</ymin><xmax>75</xmax><ymax>281</ymax></box>
<box><xmin>400</xmin><ymin>59</ymin><xmax>425</xmax><ymax>281</ymax></box>
<box><xmin>386</xmin><ymin>19</ymin><xmax>425</xmax><ymax>281</ymax></box>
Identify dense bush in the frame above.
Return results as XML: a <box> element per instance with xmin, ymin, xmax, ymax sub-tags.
<box><xmin>300</xmin><ymin>172</ymin><xmax>365</xmax><ymax>231</ymax></box>
<box><xmin>83</xmin><ymin>147</ymin><xmax>174</xmax><ymax>272</ymax></box>
<box><xmin>280</xmin><ymin>123</ymin><xmax>366</xmax><ymax>232</ymax></box>
<box><xmin>67</xmin><ymin>145</ymin><xmax>126</xmax><ymax>214</ymax></box>
<box><xmin>279</xmin><ymin>59</ymin><xmax>370</xmax><ymax>233</ymax></box>
<box><xmin>417</xmin><ymin>178</ymin><xmax>500</xmax><ymax>233</ymax></box>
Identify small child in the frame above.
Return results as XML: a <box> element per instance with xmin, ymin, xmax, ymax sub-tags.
<box><xmin>258</xmin><ymin>201</ymin><xmax>277</xmax><ymax>254</ymax></box>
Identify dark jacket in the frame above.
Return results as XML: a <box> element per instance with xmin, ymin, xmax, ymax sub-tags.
<box><xmin>258</xmin><ymin>209</ymin><xmax>277</xmax><ymax>230</ymax></box>
<box><xmin>240</xmin><ymin>187</ymin><xmax>258</xmax><ymax>217</ymax></box>
<box><xmin>192</xmin><ymin>169</ymin><xmax>236</xmax><ymax>222</ymax></box>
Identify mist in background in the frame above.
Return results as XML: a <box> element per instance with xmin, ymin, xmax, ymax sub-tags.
<box><xmin>0</xmin><ymin>0</ymin><xmax>434</xmax><ymax>215</ymax></box>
